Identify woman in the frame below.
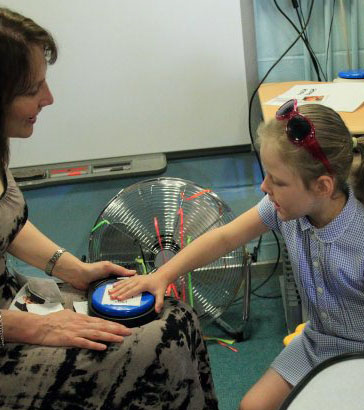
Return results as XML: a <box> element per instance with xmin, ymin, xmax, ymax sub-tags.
<box><xmin>0</xmin><ymin>8</ymin><xmax>218</xmax><ymax>409</ymax></box>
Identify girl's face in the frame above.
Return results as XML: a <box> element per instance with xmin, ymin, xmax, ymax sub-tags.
<box><xmin>4</xmin><ymin>45</ymin><xmax>53</xmax><ymax>139</ymax></box>
<box><xmin>260</xmin><ymin>140</ymin><xmax>319</xmax><ymax>221</ymax></box>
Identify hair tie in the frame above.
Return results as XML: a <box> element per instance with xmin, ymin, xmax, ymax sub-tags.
<box><xmin>353</xmin><ymin>137</ymin><xmax>358</xmax><ymax>149</ymax></box>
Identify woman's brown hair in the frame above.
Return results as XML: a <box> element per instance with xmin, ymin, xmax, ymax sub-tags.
<box><xmin>0</xmin><ymin>7</ymin><xmax>57</xmax><ymax>169</ymax></box>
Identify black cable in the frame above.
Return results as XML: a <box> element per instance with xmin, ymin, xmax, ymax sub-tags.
<box><xmin>248</xmin><ymin>0</ymin><xmax>316</xmax><ymax>167</ymax></box>
<box><xmin>251</xmin><ymin>230</ymin><xmax>281</xmax><ymax>299</ymax></box>
<box><xmin>295</xmin><ymin>1</ymin><xmax>323</xmax><ymax>81</ymax></box>
<box><xmin>325</xmin><ymin>0</ymin><xmax>336</xmax><ymax>80</ymax></box>
<box><xmin>246</xmin><ymin>0</ymin><xmax>315</xmax><ymax>298</ymax></box>
<box><xmin>297</xmin><ymin>0</ymin><xmax>327</xmax><ymax>82</ymax></box>
<box><xmin>295</xmin><ymin>0</ymin><xmax>326</xmax><ymax>81</ymax></box>
<box><xmin>273</xmin><ymin>0</ymin><xmax>326</xmax><ymax>82</ymax></box>
<box><xmin>252</xmin><ymin>235</ymin><xmax>262</xmax><ymax>263</ymax></box>
<box><xmin>296</xmin><ymin>3</ymin><xmax>321</xmax><ymax>81</ymax></box>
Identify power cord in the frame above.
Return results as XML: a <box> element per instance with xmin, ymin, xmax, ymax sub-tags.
<box><xmin>295</xmin><ymin>0</ymin><xmax>326</xmax><ymax>81</ymax></box>
<box><xmin>273</xmin><ymin>0</ymin><xmax>326</xmax><ymax>82</ymax></box>
<box><xmin>251</xmin><ymin>230</ymin><xmax>281</xmax><ymax>299</ymax></box>
<box><xmin>325</xmin><ymin>0</ymin><xmax>337</xmax><ymax>80</ymax></box>
<box><xmin>248</xmin><ymin>0</ymin><xmax>316</xmax><ymax>168</ymax></box>
<box><xmin>246</xmin><ymin>0</ymin><xmax>315</xmax><ymax>298</ymax></box>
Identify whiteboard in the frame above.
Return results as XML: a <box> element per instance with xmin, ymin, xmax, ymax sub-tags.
<box><xmin>4</xmin><ymin>0</ymin><xmax>258</xmax><ymax>168</ymax></box>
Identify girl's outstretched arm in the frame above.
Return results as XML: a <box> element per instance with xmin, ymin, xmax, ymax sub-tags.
<box><xmin>109</xmin><ymin>205</ymin><xmax>269</xmax><ymax>312</ymax></box>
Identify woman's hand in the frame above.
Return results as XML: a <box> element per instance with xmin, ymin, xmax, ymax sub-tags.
<box><xmin>108</xmin><ymin>272</ymin><xmax>169</xmax><ymax>313</ymax></box>
<box><xmin>35</xmin><ymin>309</ymin><xmax>132</xmax><ymax>350</ymax></box>
<box><xmin>64</xmin><ymin>261</ymin><xmax>136</xmax><ymax>291</ymax></box>
<box><xmin>3</xmin><ymin>309</ymin><xmax>132</xmax><ymax>350</ymax></box>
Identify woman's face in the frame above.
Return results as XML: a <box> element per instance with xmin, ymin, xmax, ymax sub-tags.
<box><xmin>4</xmin><ymin>45</ymin><xmax>54</xmax><ymax>139</ymax></box>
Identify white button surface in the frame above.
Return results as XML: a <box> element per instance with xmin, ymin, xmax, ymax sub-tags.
<box><xmin>313</xmin><ymin>261</ymin><xmax>319</xmax><ymax>267</ymax></box>
<box><xmin>321</xmin><ymin>312</ymin><xmax>327</xmax><ymax>319</ymax></box>
<box><xmin>317</xmin><ymin>287</ymin><xmax>323</xmax><ymax>294</ymax></box>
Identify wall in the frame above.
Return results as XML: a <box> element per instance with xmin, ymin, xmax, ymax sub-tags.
<box><xmin>15</xmin><ymin>0</ymin><xmax>364</xmax><ymax>274</ymax></box>
<box><xmin>253</xmin><ymin>0</ymin><xmax>364</xmax><ymax>82</ymax></box>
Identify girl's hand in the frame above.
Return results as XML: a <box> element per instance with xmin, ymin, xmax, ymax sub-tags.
<box><xmin>108</xmin><ymin>272</ymin><xmax>169</xmax><ymax>313</ymax></box>
<box><xmin>66</xmin><ymin>261</ymin><xmax>136</xmax><ymax>291</ymax></box>
<box><xmin>35</xmin><ymin>309</ymin><xmax>132</xmax><ymax>350</ymax></box>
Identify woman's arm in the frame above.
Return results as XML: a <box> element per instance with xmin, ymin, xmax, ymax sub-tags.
<box><xmin>7</xmin><ymin>220</ymin><xmax>135</xmax><ymax>289</ymax></box>
<box><xmin>4</xmin><ymin>221</ymin><xmax>136</xmax><ymax>349</ymax></box>
<box><xmin>110</xmin><ymin>205</ymin><xmax>269</xmax><ymax>311</ymax></box>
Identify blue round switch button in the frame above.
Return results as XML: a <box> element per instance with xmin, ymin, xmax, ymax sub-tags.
<box><xmin>91</xmin><ymin>279</ymin><xmax>155</xmax><ymax>317</ymax></box>
<box><xmin>88</xmin><ymin>277</ymin><xmax>157</xmax><ymax>327</ymax></box>
<box><xmin>338</xmin><ymin>69</ymin><xmax>364</xmax><ymax>79</ymax></box>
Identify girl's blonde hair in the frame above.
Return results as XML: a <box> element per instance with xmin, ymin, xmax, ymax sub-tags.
<box><xmin>256</xmin><ymin>103</ymin><xmax>363</xmax><ymax>200</ymax></box>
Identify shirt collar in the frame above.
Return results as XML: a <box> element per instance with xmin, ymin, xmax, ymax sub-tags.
<box><xmin>298</xmin><ymin>187</ymin><xmax>357</xmax><ymax>242</ymax></box>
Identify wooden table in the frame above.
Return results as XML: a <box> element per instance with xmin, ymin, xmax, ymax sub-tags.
<box><xmin>258</xmin><ymin>81</ymin><xmax>364</xmax><ymax>135</ymax></box>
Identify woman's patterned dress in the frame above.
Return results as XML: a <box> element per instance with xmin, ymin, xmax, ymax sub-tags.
<box><xmin>0</xmin><ymin>169</ymin><xmax>218</xmax><ymax>410</ymax></box>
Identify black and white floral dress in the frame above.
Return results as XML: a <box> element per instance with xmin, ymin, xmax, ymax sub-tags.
<box><xmin>0</xmin><ymin>169</ymin><xmax>218</xmax><ymax>410</ymax></box>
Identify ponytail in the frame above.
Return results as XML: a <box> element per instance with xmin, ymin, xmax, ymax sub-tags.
<box><xmin>350</xmin><ymin>137</ymin><xmax>364</xmax><ymax>204</ymax></box>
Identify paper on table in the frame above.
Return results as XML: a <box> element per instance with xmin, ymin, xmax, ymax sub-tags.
<box><xmin>265</xmin><ymin>83</ymin><xmax>364</xmax><ymax>112</ymax></box>
<box><xmin>27</xmin><ymin>303</ymin><xmax>64</xmax><ymax>315</ymax></box>
<box><xmin>73</xmin><ymin>301</ymin><xmax>89</xmax><ymax>315</ymax></box>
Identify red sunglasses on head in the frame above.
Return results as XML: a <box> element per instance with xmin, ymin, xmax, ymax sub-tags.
<box><xmin>276</xmin><ymin>99</ymin><xmax>333</xmax><ymax>174</ymax></box>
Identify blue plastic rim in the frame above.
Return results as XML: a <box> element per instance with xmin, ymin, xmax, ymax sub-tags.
<box><xmin>91</xmin><ymin>278</ymin><xmax>155</xmax><ymax>318</ymax></box>
<box><xmin>338</xmin><ymin>69</ymin><xmax>364</xmax><ymax>79</ymax></box>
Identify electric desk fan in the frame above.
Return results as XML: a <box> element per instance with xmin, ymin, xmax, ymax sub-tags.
<box><xmin>88</xmin><ymin>177</ymin><xmax>251</xmax><ymax>338</ymax></box>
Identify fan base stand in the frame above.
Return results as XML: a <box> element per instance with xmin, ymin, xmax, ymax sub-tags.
<box><xmin>214</xmin><ymin>317</ymin><xmax>251</xmax><ymax>342</ymax></box>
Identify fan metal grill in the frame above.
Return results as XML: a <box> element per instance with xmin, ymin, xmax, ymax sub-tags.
<box><xmin>88</xmin><ymin>177</ymin><xmax>246</xmax><ymax>326</ymax></box>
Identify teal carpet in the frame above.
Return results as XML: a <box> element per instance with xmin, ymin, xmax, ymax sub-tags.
<box><xmin>204</xmin><ymin>274</ymin><xmax>287</xmax><ymax>410</ymax></box>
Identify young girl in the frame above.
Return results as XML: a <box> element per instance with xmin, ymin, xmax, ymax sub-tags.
<box><xmin>111</xmin><ymin>98</ymin><xmax>364</xmax><ymax>410</ymax></box>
